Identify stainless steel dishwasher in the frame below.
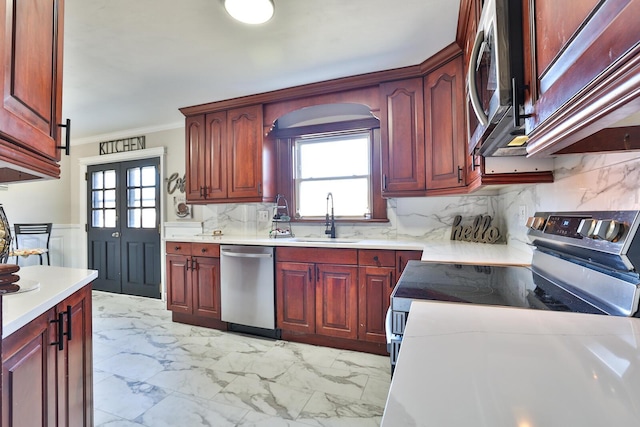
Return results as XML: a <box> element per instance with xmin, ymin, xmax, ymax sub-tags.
<box><xmin>220</xmin><ymin>245</ymin><xmax>277</xmax><ymax>337</ymax></box>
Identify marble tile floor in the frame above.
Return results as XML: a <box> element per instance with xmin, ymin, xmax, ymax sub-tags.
<box><xmin>92</xmin><ymin>291</ymin><xmax>391</xmax><ymax>426</ymax></box>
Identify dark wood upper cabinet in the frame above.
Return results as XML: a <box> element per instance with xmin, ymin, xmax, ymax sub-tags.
<box><xmin>185</xmin><ymin>105</ymin><xmax>272</xmax><ymax>203</ymax></box>
<box><xmin>0</xmin><ymin>0</ymin><xmax>65</xmax><ymax>182</ymax></box>
<box><xmin>380</xmin><ymin>78</ymin><xmax>426</xmax><ymax>196</ymax></box>
<box><xmin>523</xmin><ymin>0</ymin><xmax>640</xmax><ymax>155</ymax></box>
<box><xmin>424</xmin><ymin>56</ymin><xmax>466</xmax><ymax>191</ymax></box>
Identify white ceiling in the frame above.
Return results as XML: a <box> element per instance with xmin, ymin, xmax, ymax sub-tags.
<box><xmin>63</xmin><ymin>0</ymin><xmax>461</xmax><ymax>143</ymax></box>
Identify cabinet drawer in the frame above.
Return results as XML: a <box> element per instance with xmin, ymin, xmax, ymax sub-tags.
<box><xmin>276</xmin><ymin>247</ymin><xmax>357</xmax><ymax>265</ymax></box>
<box><xmin>192</xmin><ymin>243</ymin><xmax>220</xmax><ymax>257</ymax></box>
<box><xmin>166</xmin><ymin>242</ymin><xmax>192</xmax><ymax>255</ymax></box>
<box><xmin>358</xmin><ymin>250</ymin><xmax>395</xmax><ymax>267</ymax></box>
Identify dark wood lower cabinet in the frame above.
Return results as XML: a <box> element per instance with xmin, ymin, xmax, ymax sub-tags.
<box><xmin>358</xmin><ymin>266</ymin><xmax>395</xmax><ymax>343</ymax></box>
<box><xmin>275</xmin><ymin>248</ymin><xmax>422</xmax><ymax>355</ymax></box>
<box><xmin>276</xmin><ymin>262</ymin><xmax>315</xmax><ymax>334</ymax></box>
<box><xmin>2</xmin><ymin>284</ymin><xmax>93</xmax><ymax>427</ymax></box>
<box><xmin>315</xmin><ymin>264</ymin><xmax>358</xmax><ymax>340</ymax></box>
<box><xmin>166</xmin><ymin>242</ymin><xmax>225</xmax><ymax>330</ymax></box>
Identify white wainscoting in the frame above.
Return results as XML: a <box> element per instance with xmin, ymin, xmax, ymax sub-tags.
<box><xmin>11</xmin><ymin>224</ymin><xmax>85</xmax><ymax>268</ymax></box>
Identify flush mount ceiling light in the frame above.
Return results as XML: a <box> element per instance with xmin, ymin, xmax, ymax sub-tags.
<box><xmin>224</xmin><ymin>0</ymin><xmax>274</xmax><ymax>25</ymax></box>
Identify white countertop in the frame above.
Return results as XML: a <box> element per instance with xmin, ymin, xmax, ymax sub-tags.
<box><xmin>2</xmin><ymin>266</ymin><xmax>98</xmax><ymax>338</ymax></box>
<box><xmin>382</xmin><ymin>301</ymin><xmax>640</xmax><ymax>426</ymax></box>
<box><xmin>164</xmin><ymin>235</ymin><xmax>532</xmax><ymax>266</ymax></box>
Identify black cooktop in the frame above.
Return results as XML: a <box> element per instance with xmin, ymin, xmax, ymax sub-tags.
<box><xmin>391</xmin><ymin>261</ymin><xmax>606</xmax><ymax>315</ymax></box>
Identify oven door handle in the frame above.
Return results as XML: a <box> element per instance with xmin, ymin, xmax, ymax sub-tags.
<box><xmin>467</xmin><ymin>28</ymin><xmax>489</xmax><ymax>127</ymax></box>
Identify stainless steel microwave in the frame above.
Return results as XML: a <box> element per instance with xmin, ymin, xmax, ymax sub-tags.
<box><xmin>467</xmin><ymin>0</ymin><xmax>526</xmax><ymax>156</ymax></box>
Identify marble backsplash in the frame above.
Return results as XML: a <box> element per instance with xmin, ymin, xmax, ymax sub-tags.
<box><xmin>176</xmin><ymin>151</ymin><xmax>640</xmax><ymax>251</ymax></box>
<box><xmin>199</xmin><ymin>195</ymin><xmax>500</xmax><ymax>242</ymax></box>
<box><xmin>500</xmin><ymin>151</ymin><xmax>640</xmax><ymax>252</ymax></box>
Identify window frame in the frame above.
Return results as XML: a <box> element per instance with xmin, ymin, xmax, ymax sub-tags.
<box><xmin>274</xmin><ymin>118</ymin><xmax>387</xmax><ymax>223</ymax></box>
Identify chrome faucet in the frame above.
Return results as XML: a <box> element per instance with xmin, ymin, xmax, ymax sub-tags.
<box><xmin>325</xmin><ymin>192</ymin><xmax>336</xmax><ymax>238</ymax></box>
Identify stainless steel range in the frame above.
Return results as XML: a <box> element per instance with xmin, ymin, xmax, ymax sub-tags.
<box><xmin>388</xmin><ymin>210</ymin><xmax>640</xmax><ymax>373</ymax></box>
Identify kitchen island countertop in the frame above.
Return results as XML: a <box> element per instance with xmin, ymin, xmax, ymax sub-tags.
<box><xmin>382</xmin><ymin>300</ymin><xmax>640</xmax><ymax>426</ymax></box>
<box><xmin>2</xmin><ymin>265</ymin><xmax>98</xmax><ymax>338</ymax></box>
<box><xmin>164</xmin><ymin>235</ymin><xmax>532</xmax><ymax>266</ymax></box>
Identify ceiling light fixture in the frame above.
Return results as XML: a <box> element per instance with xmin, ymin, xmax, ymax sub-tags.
<box><xmin>224</xmin><ymin>0</ymin><xmax>274</xmax><ymax>25</ymax></box>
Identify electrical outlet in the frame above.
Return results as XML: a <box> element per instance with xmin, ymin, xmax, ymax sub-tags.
<box><xmin>518</xmin><ymin>205</ymin><xmax>527</xmax><ymax>222</ymax></box>
<box><xmin>258</xmin><ymin>210</ymin><xmax>269</xmax><ymax>222</ymax></box>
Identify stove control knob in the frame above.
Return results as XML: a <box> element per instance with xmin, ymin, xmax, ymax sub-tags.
<box><xmin>577</xmin><ymin>219</ymin><xmax>597</xmax><ymax>238</ymax></box>
<box><xmin>526</xmin><ymin>216</ymin><xmax>545</xmax><ymax>230</ymax></box>
<box><xmin>594</xmin><ymin>220</ymin><xmax>624</xmax><ymax>241</ymax></box>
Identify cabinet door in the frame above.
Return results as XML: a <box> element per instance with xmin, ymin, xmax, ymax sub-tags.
<box><xmin>226</xmin><ymin>105</ymin><xmax>263</xmax><ymax>199</ymax></box>
<box><xmin>276</xmin><ymin>262</ymin><xmax>315</xmax><ymax>333</ymax></box>
<box><xmin>2</xmin><ymin>309</ymin><xmax>57</xmax><ymax>427</ymax></box>
<box><xmin>0</xmin><ymin>0</ymin><xmax>64</xmax><ymax>161</ymax></box>
<box><xmin>185</xmin><ymin>115</ymin><xmax>207</xmax><ymax>202</ymax></box>
<box><xmin>424</xmin><ymin>56</ymin><xmax>466</xmax><ymax>190</ymax></box>
<box><xmin>315</xmin><ymin>264</ymin><xmax>358</xmax><ymax>339</ymax></box>
<box><xmin>358</xmin><ymin>266</ymin><xmax>394</xmax><ymax>343</ymax></box>
<box><xmin>192</xmin><ymin>256</ymin><xmax>221</xmax><ymax>319</ymax></box>
<box><xmin>58</xmin><ymin>285</ymin><xmax>93</xmax><ymax>427</ymax></box>
<box><xmin>166</xmin><ymin>254</ymin><xmax>192</xmax><ymax>314</ymax></box>
<box><xmin>380</xmin><ymin>78</ymin><xmax>426</xmax><ymax>196</ymax></box>
<box><xmin>204</xmin><ymin>112</ymin><xmax>227</xmax><ymax>200</ymax></box>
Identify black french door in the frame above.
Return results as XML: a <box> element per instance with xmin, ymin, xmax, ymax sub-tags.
<box><xmin>87</xmin><ymin>158</ymin><xmax>161</xmax><ymax>298</ymax></box>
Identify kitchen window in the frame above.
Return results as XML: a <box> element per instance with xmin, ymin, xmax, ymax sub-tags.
<box><xmin>294</xmin><ymin>132</ymin><xmax>370</xmax><ymax>218</ymax></box>
<box><xmin>274</xmin><ymin>118</ymin><xmax>387</xmax><ymax>222</ymax></box>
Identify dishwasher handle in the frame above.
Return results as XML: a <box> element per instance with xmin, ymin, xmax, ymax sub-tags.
<box><xmin>220</xmin><ymin>249</ymin><xmax>273</xmax><ymax>259</ymax></box>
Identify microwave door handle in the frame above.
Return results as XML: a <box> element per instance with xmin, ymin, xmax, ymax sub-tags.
<box><xmin>467</xmin><ymin>29</ymin><xmax>489</xmax><ymax>127</ymax></box>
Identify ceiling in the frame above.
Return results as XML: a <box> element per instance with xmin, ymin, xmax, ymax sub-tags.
<box><xmin>62</xmin><ymin>0</ymin><xmax>461</xmax><ymax>143</ymax></box>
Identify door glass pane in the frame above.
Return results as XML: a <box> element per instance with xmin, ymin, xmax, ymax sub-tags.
<box><xmin>105</xmin><ymin>209</ymin><xmax>116</xmax><ymax>227</ymax></box>
<box><xmin>104</xmin><ymin>170</ymin><xmax>116</xmax><ymax>189</ymax></box>
<box><xmin>128</xmin><ymin>209</ymin><xmax>141</xmax><ymax>228</ymax></box>
<box><xmin>92</xmin><ymin>191</ymin><xmax>104</xmax><ymax>209</ymax></box>
<box><xmin>92</xmin><ymin>210</ymin><xmax>103</xmax><ymax>228</ymax></box>
<box><xmin>142</xmin><ymin>208</ymin><xmax>156</xmax><ymax>228</ymax></box>
<box><xmin>104</xmin><ymin>189</ymin><xmax>116</xmax><ymax>208</ymax></box>
<box><xmin>142</xmin><ymin>188</ymin><xmax>155</xmax><ymax>207</ymax></box>
<box><xmin>92</xmin><ymin>172</ymin><xmax>104</xmax><ymax>190</ymax></box>
<box><xmin>128</xmin><ymin>188</ymin><xmax>141</xmax><ymax>208</ymax></box>
<box><xmin>127</xmin><ymin>167</ymin><xmax>140</xmax><ymax>187</ymax></box>
<box><xmin>141</xmin><ymin>166</ymin><xmax>156</xmax><ymax>186</ymax></box>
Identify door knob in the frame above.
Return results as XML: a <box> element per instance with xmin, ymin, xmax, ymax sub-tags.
<box><xmin>112</xmin><ymin>231</ymin><xmax>120</xmax><ymax>238</ymax></box>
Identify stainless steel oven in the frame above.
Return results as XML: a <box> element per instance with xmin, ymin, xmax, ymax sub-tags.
<box><xmin>388</xmin><ymin>210</ymin><xmax>640</xmax><ymax>374</ymax></box>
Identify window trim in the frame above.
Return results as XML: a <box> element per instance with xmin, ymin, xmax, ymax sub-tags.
<box><xmin>274</xmin><ymin>118</ymin><xmax>387</xmax><ymax>223</ymax></box>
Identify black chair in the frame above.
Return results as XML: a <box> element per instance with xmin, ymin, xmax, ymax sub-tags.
<box><xmin>11</xmin><ymin>223</ymin><xmax>52</xmax><ymax>265</ymax></box>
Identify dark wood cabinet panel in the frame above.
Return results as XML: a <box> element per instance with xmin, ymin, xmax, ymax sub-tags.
<box><xmin>185</xmin><ymin>115</ymin><xmax>206</xmax><ymax>201</ymax></box>
<box><xmin>396</xmin><ymin>250</ymin><xmax>422</xmax><ymax>278</ymax></box>
<box><xmin>524</xmin><ymin>0</ymin><xmax>640</xmax><ymax>155</ymax></box>
<box><xmin>0</xmin><ymin>0</ymin><xmax>64</xmax><ymax>182</ymax></box>
<box><xmin>358</xmin><ymin>266</ymin><xmax>394</xmax><ymax>343</ymax></box>
<box><xmin>193</xmin><ymin>256</ymin><xmax>221</xmax><ymax>319</ymax></box>
<box><xmin>276</xmin><ymin>261</ymin><xmax>316</xmax><ymax>333</ymax></box>
<box><xmin>166</xmin><ymin>254</ymin><xmax>191</xmax><ymax>314</ymax></box>
<box><xmin>166</xmin><ymin>243</ymin><xmax>222</xmax><ymax>321</ymax></box>
<box><xmin>57</xmin><ymin>285</ymin><xmax>93</xmax><ymax>427</ymax></box>
<box><xmin>380</xmin><ymin>78</ymin><xmax>426</xmax><ymax>196</ymax></box>
<box><xmin>2</xmin><ymin>310</ymin><xmax>56</xmax><ymax>427</ymax></box>
<box><xmin>185</xmin><ymin>105</ymin><xmax>268</xmax><ymax>203</ymax></box>
<box><xmin>424</xmin><ymin>56</ymin><xmax>466</xmax><ymax>191</ymax></box>
<box><xmin>2</xmin><ymin>284</ymin><xmax>93</xmax><ymax>427</ymax></box>
<box><xmin>227</xmin><ymin>105</ymin><xmax>263</xmax><ymax>199</ymax></box>
<box><xmin>315</xmin><ymin>264</ymin><xmax>358</xmax><ymax>340</ymax></box>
